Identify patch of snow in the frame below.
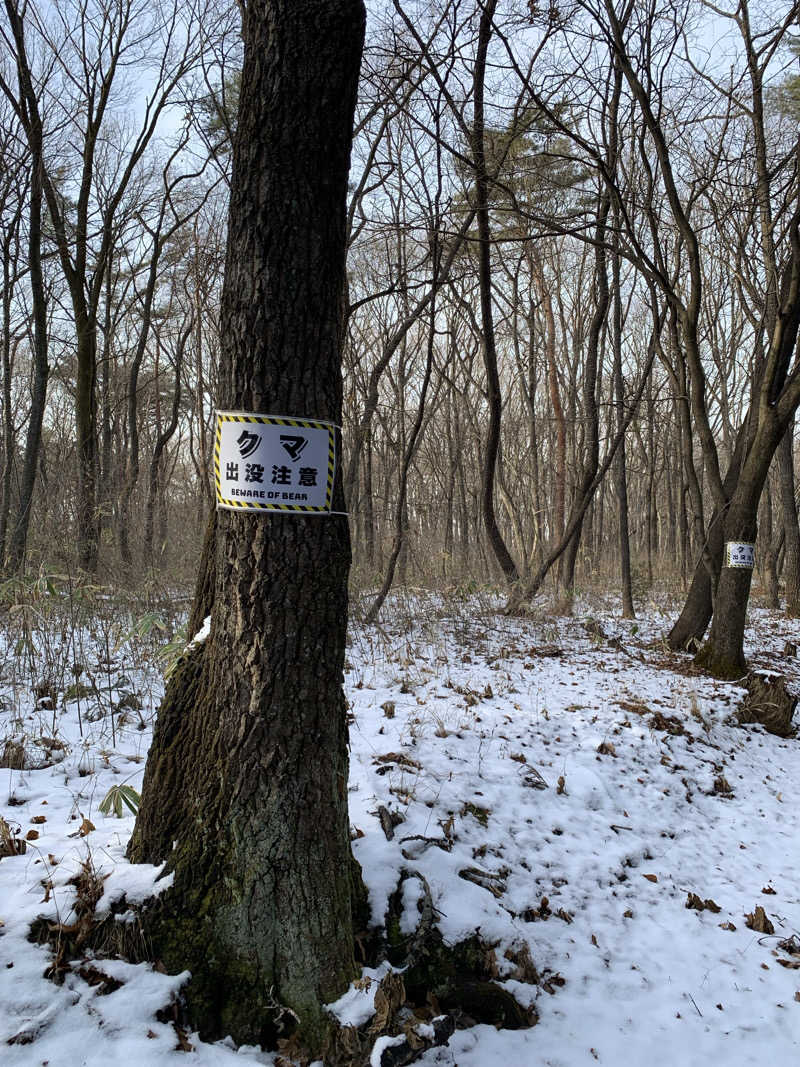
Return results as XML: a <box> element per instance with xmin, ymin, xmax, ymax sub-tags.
<box><xmin>369</xmin><ymin>1033</ymin><xmax>405</xmax><ymax>1066</ymax></box>
<box><xmin>326</xmin><ymin>961</ymin><xmax>395</xmax><ymax>1028</ymax></box>
<box><xmin>187</xmin><ymin>614</ymin><xmax>212</xmax><ymax>648</ymax></box>
<box><xmin>2</xmin><ymin>593</ymin><xmax>800</xmax><ymax>1065</ymax></box>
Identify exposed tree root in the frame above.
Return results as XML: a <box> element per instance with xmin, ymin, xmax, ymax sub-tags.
<box><xmin>332</xmin><ymin>867</ymin><xmax>540</xmax><ymax>1065</ymax></box>
<box><xmin>26</xmin><ymin>862</ymin><xmax>545</xmax><ymax>1066</ymax></box>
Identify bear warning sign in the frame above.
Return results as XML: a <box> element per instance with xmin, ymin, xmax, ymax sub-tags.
<box><xmin>214</xmin><ymin>412</ymin><xmax>337</xmax><ymax>514</ymax></box>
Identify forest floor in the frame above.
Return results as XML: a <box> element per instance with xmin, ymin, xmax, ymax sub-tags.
<box><xmin>1</xmin><ymin>587</ymin><xmax>799</xmax><ymax>1066</ymax></box>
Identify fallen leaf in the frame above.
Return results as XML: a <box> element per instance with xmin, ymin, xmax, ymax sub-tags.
<box><xmin>370</xmin><ymin>972</ymin><xmax>405</xmax><ymax>1033</ymax></box>
<box><xmin>78</xmin><ymin>818</ymin><xmax>95</xmax><ymax>837</ymax></box>
<box><xmin>504</xmin><ymin>943</ymin><xmax>538</xmax><ymax>983</ymax></box>
<box><xmin>643</xmin><ymin>873</ymin><xmax>658</xmax><ymax>883</ymax></box>
<box><xmin>30</xmin><ymin>815</ymin><xmax>47</xmax><ymax>825</ymax></box>
<box><xmin>25</xmin><ymin>829</ymin><xmax>39</xmax><ymax>841</ymax></box>
<box><xmin>686</xmin><ymin>892</ymin><xmax>720</xmax><ymax>913</ymax></box>
<box><xmin>173</xmin><ymin>1025</ymin><xmax>194</xmax><ymax>1052</ymax></box>
<box><xmin>745</xmin><ymin>906</ymin><xmax>775</xmax><ymax>934</ymax></box>
<box><xmin>373</xmin><ymin>752</ymin><xmax>421</xmax><ymax>770</ymax></box>
<box><xmin>541</xmin><ymin>971</ymin><xmax>566</xmax><ymax>993</ymax></box>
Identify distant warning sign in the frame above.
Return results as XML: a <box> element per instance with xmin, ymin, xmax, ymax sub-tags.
<box><xmin>725</xmin><ymin>542</ymin><xmax>755</xmax><ymax>569</ymax></box>
<box><xmin>215</xmin><ymin>412</ymin><xmax>336</xmax><ymax>514</ymax></box>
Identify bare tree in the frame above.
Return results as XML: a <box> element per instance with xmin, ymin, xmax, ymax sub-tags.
<box><xmin>0</xmin><ymin>0</ymin><xmax>208</xmax><ymax>571</ymax></box>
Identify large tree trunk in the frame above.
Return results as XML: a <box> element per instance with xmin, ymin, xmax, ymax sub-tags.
<box><xmin>128</xmin><ymin>0</ymin><xmax>366</xmax><ymax>1053</ymax></box>
<box><xmin>695</xmin><ymin>412</ymin><xmax>784</xmax><ymax>677</ymax></box>
<box><xmin>667</xmin><ymin>536</ymin><xmax>717</xmax><ymax>650</ymax></box>
<box><xmin>667</xmin><ymin>419</ymin><xmax>750</xmax><ymax>650</ymax></box>
<box><xmin>695</xmin><ymin>490</ymin><xmax>760</xmax><ymax>679</ymax></box>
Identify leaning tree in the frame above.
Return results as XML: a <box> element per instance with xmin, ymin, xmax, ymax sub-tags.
<box><xmin>498</xmin><ymin>0</ymin><xmax>800</xmax><ymax>675</ymax></box>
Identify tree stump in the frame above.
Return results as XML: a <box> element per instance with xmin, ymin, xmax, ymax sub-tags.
<box><xmin>736</xmin><ymin>673</ymin><xmax>797</xmax><ymax>738</ymax></box>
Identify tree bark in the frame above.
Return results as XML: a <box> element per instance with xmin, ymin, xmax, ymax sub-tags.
<box><xmin>694</xmin><ymin>487</ymin><xmax>760</xmax><ymax>679</ymax></box>
<box><xmin>142</xmin><ymin>346</ymin><xmax>183</xmax><ymax>566</ymax></box>
<box><xmin>695</xmin><ymin>408</ymin><xmax>787</xmax><ymax>676</ymax></box>
<box><xmin>0</xmin><ymin>199</ymin><xmax>21</xmax><ymax>566</ymax></box>
<box><xmin>128</xmin><ymin>0</ymin><xmax>366</xmax><ymax>1053</ymax></box>
<box><xmin>612</xmin><ymin>223</ymin><xmax>634</xmax><ymax>618</ymax></box>
<box><xmin>776</xmin><ymin>420</ymin><xmax>800</xmax><ymax>616</ymax></box>
<box><xmin>471</xmin><ymin>0</ymin><xmax>518</xmax><ymax>583</ymax></box>
<box><xmin>667</xmin><ymin>417</ymin><xmax>751</xmax><ymax>650</ymax></box>
<box><xmin>759</xmin><ymin>478</ymin><xmax>780</xmax><ymax>609</ymax></box>
<box><xmin>2</xmin><ymin>8</ymin><xmax>50</xmax><ymax>573</ymax></box>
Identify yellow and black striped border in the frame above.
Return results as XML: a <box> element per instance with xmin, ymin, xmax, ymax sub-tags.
<box><xmin>214</xmin><ymin>411</ymin><xmax>337</xmax><ymax>514</ymax></box>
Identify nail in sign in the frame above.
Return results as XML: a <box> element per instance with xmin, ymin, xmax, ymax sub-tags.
<box><xmin>725</xmin><ymin>542</ymin><xmax>755</xmax><ymax>569</ymax></box>
<box><xmin>215</xmin><ymin>412</ymin><xmax>336</xmax><ymax>514</ymax></box>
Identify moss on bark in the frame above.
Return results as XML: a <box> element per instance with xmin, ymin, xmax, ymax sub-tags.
<box><xmin>123</xmin><ymin>2</ymin><xmax>367</xmax><ymax>1054</ymax></box>
<box><xmin>694</xmin><ymin>640</ymin><xmax>748</xmax><ymax>680</ymax></box>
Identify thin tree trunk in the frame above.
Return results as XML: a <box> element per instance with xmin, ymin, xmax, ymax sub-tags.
<box><xmin>143</xmin><ymin>331</ymin><xmax>187</xmax><ymax>565</ymax></box>
<box><xmin>0</xmin><ymin>211</ymin><xmax>20</xmax><ymax>564</ymax></box>
<box><xmin>7</xmin><ymin>153</ymin><xmax>49</xmax><ymax>572</ymax></box>
<box><xmin>776</xmin><ymin>420</ymin><xmax>800</xmax><ymax>616</ymax></box>
<box><xmin>506</xmin><ymin>324</ymin><xmax>657</xmax><ymax>613</ymax></box>
<box><xmin>366</xmin><ymin>177</ymin><xmax>442</xmax><ymax>622</ymax></box>
<box><xmin>471</xmin><ymin>0</ymin><xmax>518</xmax><ymax>583</ymax></box>
<box><xmin>99</xmin><ymin>253</ymin><xmax>113</xmax><ymax>546</ymax></box>
<box><xmin>612</xmin><ymin>225</ymin><xmax>634</xmax><ymax>617</ymax></box>
<box><xmin>760</xmin><ymin>477</ymin><xmax>780</xmax><ymax>608</ymax></box>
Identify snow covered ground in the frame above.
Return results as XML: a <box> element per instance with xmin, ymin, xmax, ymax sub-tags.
<box><xmin>2</xmin><ymin>590</ymin><xmax>800</xmax><ymax>1066</ymax></box>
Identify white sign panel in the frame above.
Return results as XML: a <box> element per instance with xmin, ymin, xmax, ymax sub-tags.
<box><xmin>215</xmin><ymin>412</ymin><xmax>336</xmax><ymax>514</ymax></box>
<box><xmin>725</xmin><ymin>541</ymin><xmax>755</xmax><ymax>569</ymax></box>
